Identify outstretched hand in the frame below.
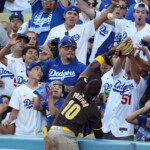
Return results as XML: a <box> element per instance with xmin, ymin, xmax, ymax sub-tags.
<box><xmin>111</xmin><ymin>0</ymin><xmax>119</xmax><ymax>5</ymax></box>
<box><xmin>128</xmin><ymin>48</ymin><xmax>136</xmax><ymax>59</ymax></box>
<box><xmin>8</xmin><ymin>34</ymin><xmax>19</xmax><ymax>46</ymax></box>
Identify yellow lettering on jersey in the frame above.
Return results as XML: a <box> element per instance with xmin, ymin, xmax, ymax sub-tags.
<box><xmin>73</xmin><ymin>92</ymin><xmax>89</xmax><ymax>107</ymax></box>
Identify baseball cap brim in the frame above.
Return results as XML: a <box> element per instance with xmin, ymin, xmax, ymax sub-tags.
<box><xmin>26</xmin><ymin>61</ymin><xmax>45</xmax><ymax>76</ymax></box>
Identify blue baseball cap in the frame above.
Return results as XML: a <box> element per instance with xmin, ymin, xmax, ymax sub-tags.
<box><xmin>15</xmin><ymin>33</ymin><xmax>29</xmax><ymax>43</ymax></box>
<box><xmin>26</xmin><ymin>61</ymin><xmax>45</xmax><ymax>76</ymax></box>
<box><xmin>59</xmin><ymin>36</ymin><xmax>77</xmax><ymax>48</ymax></box>
<box><xmin>9</xmin><ymin>12</ymin><xmax>24</xmax><ymax>22</ymax></box>
<box><xmin>64</xmin><ymin>5</ymin><xmax>79</xmax><ymax>15</ymax></box>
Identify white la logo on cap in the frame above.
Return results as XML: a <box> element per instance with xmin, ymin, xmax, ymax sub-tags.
<box><xmin>72</xmin><ymin>8</ymin><xmax>75</xmax><ymax>10</ymax></box>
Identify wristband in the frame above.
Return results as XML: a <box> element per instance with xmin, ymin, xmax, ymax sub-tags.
<box><xmin>95</xmin><ymin>56</ymin><xmax>105</xmax><ymax>65</ymax></box>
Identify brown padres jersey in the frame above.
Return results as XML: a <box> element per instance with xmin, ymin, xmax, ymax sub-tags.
<box><xmin>53</xmin><ymin>77</ymin><xmax>102</xmax><ymax>134</ymax></box>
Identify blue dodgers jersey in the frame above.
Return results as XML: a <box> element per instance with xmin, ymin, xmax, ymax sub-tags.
<box><xmin>28</xmin><ymin>0</ymin><xmax>65</xmax><ymax>46</ymax></box>
<box><xmin>41</xmin><ymin>98</ymin><xmax>65</xmax><ymax>127</ymax></box>
<box><xmin>43</xmin><ymin>57</ymin><xmax>87</xmax><ymax>86</ymax></box>
<box><xmin>125</xmin><ymin>4</ymin><xmax>150</xmax><ymax>24</ymax></box>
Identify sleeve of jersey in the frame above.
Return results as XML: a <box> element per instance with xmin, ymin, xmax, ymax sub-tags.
<box><xmin>9</xmin><ymin>88</ymin><xmax>20</xmax><ymax>110</ymax></box>
<box><xmin>93</xmin><ymin>129</ymin><xmax>103</xmax><ymax>139</ymax></box>
<box><xmin>81</xmin><ymin>20</ymin><xmax>96</xmax><ymax>40</ymax></box>
<box><xmin>31</xmin><ymin>0</ymin><xmax>42</xmax><ymax>15</ymax></box>
<box><xmin>57</xmin><ymin>1</ymin><xmax>67</xmax><ymax>14</ymax></box>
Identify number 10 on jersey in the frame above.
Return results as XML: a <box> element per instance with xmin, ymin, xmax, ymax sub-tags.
<box><xmin>61</xmin><ymin>100</ymin><xmax>81</xmax><ymax>120</ymax></box>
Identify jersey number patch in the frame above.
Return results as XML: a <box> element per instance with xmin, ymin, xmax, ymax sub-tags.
<box><xmin>61</xmin><ymin>100</ymin><xmax>81</xmax><ymax>120</ymax></box>
<box><xmin>121</xmin><ymin>94</ymin><xmax>132</xmax><ymax>105</ymax></box>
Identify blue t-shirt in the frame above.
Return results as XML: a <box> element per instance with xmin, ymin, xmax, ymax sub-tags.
<box><xmin>136</xmin><ymin>116</ymin><xmax>150</xmax><ymax>140</ymax></box>
<box><xmin>28</xmin><ymin>0</ymin><xmax>66</xmax><ymax>46</ymax></box>
<box><xmin>99</xmin><ymin>0</ymin><xmax>135</xmax><ymax>11</ymax></box>
<box><xmin>43</xmin><ymin>57</ymin><xmax>87</xmax><ymax>86</ymax></box>
<box><xmin>125</xmin><ymin>4</ymin><xmax>150</xmax><ymax>24</ymax></box>
<box><xmin>41</xmin><ymin>98</ymin><xmax>65</xmax><ymax>127</ymax></box>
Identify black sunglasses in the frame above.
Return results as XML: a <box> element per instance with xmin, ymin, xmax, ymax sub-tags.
<box><xmin>116</xmin><ymin>4</ymin><xmax>127</xmax><ymax>10</ymax></box>
<box><xmin>86</xmin><ymin>2</ymin><xmax>97</xmax><ymax>7</ymax></box>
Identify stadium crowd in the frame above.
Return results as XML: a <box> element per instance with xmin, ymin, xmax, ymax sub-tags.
<box><xmin>1</xmin><ymin>0</ymin><xmax>150</xmax><ymax>149</ymax></box>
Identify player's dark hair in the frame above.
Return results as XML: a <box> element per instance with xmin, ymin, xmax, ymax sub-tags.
<box><xmin>86</xmin><ymin>74</ymin><xmax>102</xmax><ymax>98</ymax></box>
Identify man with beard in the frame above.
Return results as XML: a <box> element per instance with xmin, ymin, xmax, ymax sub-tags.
<box><xmin>42</xmin><ymin>35</ymin><xmax>87</xmax><ymax>94</ymax></box>
<box><xmin>44</xmin><ymin>0</ymin><xmax>122</xmax><ymax>64</ymax></box>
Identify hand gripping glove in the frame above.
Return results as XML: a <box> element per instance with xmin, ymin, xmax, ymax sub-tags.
<box><xmin>114</xmin><ymin>37</ymin><xmax>133</xmax><ymax>56</ymax></box>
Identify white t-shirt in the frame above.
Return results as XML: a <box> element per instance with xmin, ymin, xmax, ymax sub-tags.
<box><xmin>44</xmin><ymin>21</ymin><xmax>95</xmax><ymax>64</ymax></box>
<box><xmin>115</xmin><ymin>19</ymin><xmax>150</xmax><ymax>61</ymax></box>
<box><xmin>4</xmin><ymin>0</ymin><xmax>31</xmax><ymax>11</ymax></box>
<box><xmin>102</xmin><ymin>70</ymin><xmax>147</xmax><ymax>137</ymax></box>
<box><xmin>9</xmin><ymin>84</ymin><xmax>47</xmax><ymax>136</ymax></box>
<box><xmin>7</xmin><ymin>58</ymin><xmax>28</xmax><ymax>87</ymax></box>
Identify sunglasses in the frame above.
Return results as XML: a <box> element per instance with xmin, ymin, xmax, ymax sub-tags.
<box><xmin>86</xmin><ymin>2</ymin><xmax>97</xmax><ymax>7</ymax></box>
<box><xmin>116</xmin><ymin>5</ymin><xmax>127</xmax><ymax>10</ymax></box>
<box><xmin>147</xmin><ymin>114</ymin><xmax>150</xmax><ymax>118</ymax></box>
<box><xmin>42</xmin><ymin>0</ymin><xmax>55</xmax><ymax>1</ymax></box>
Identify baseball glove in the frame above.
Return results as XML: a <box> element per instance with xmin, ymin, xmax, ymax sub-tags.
<box><xmin>114</xmin><ymin>37</ymin><xmax>133</xmax><ymax>56</ymax></box>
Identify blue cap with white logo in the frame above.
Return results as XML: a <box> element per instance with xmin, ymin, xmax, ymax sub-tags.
<box><xmin>59</xmin><ymin>36</ymin><xmax>77</xmax><ymax>48</ymax></box>
<box><xmin>9</xmin><ymin>12</ymin><xmax>24</xmax><ymax>22</ymax></box>
<box><xmin>64</xmin><ymin>5</ymin><xmax>79</xmax><ymax>15</ymax></box>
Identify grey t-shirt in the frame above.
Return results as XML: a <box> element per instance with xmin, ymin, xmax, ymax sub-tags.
<box><xmin>0</xmin><ymin>26</ymin><xmax>9</xmax><ymax>50</ymax></box>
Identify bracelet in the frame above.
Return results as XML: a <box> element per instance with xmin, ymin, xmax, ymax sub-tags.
<box><xmin>95</xmin><ymin>56</ymin><xmax>105</xmax><ymax>65</ymax></box>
